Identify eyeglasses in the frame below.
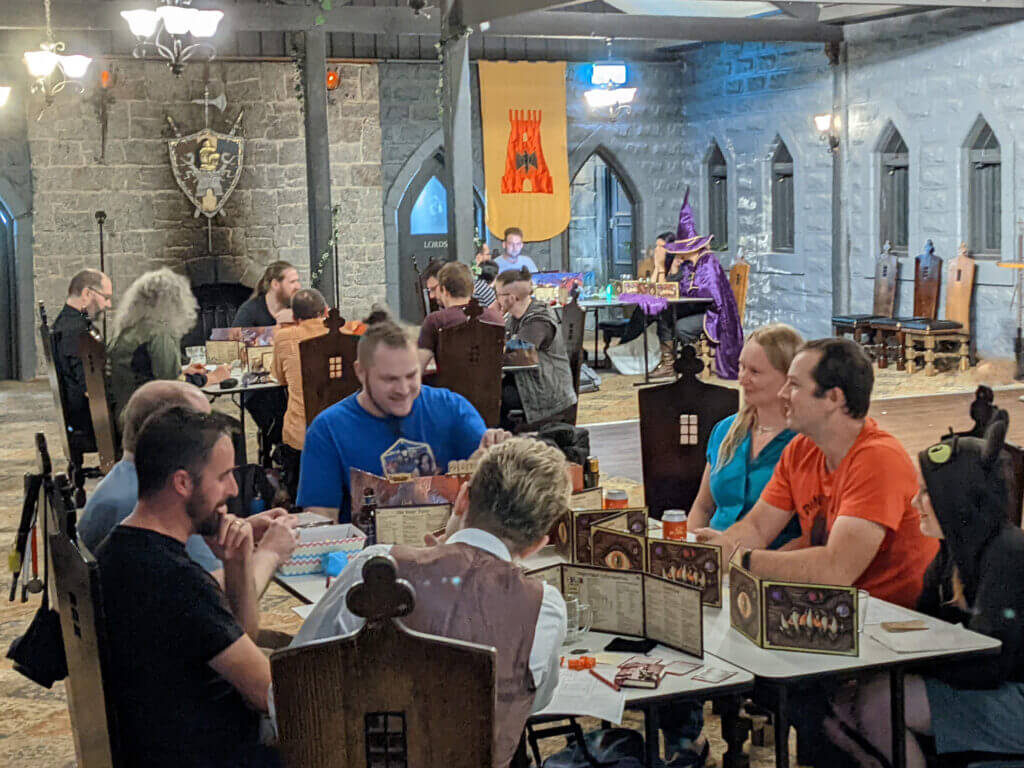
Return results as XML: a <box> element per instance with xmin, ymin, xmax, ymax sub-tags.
<box><xmin>89</xmin><ymin>286</ymin><xmax>112</xmax><ymax>300</ymax></box>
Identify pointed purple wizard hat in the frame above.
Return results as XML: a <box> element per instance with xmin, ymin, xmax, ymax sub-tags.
<box><xmin>664</xmin><ymin>187</ymin><xmax>714</xmax><ymax>254</ymax></box>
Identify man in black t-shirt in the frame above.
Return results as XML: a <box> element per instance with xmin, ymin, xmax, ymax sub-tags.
<box><xmin>233</xmin><ymin>261</ymin><xmax>301</xmax><ymax>453</ymax></box>
<box><xmin>96</xmin><ymin>407</ymin><xmax>283</xmax><ymax>766</ymax></box>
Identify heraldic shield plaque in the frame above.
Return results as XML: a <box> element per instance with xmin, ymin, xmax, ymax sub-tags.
<box><xmin>169</xmin><ymin>129</ymin><xmax>244</xmax><ymax>218</ymax></box>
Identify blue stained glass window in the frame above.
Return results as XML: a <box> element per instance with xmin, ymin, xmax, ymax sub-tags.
<box><xmin>410</xmin><ymin>176</ymin><xmax>448</xmax><ymax>235</ymax></box>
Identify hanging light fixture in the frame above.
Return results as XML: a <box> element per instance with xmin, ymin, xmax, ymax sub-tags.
<box><xmin>584</xmin><ymin>40</ymin><xmax>636</xmax><ymax>121</ymax></box>
<box><xmin>121</xmin><ymin>1</ymin><xmax>224</xmax><ymax>76</ymax></box>
<box><xmin>23</xmin><ymin>0</ymin><xmax>92</xmax><ymax>106</ymax></box>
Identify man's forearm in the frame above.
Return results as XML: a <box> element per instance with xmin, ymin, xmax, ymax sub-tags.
<box><xmin>748</xmin><ymin>547</ymin><xmax>852</xmax><ymax>586</ymax></box>
<box><xmin>252</xmin><ymin>547</ymin><xmax>283</xmax><ymax>597</ymax></box>
<box><xmin>720</xmin><ymin>517</ymin><xmax>770</xmax><ymax>560</ymax></box>
<box><xmin>224</xmin><ymin>558</ymin><xmax>261</xmax><ymax>640</ymax></box>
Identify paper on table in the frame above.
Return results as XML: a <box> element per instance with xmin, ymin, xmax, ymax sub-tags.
<box><xmin>865</xmin><ymin>623</ymin><xmax>991</xmax><ymax>654</ymax></box>
<box><xmin>864</xmin><ymin>598</ymin><xmax>914</xmax><ymax>625</ymax></box>
<box><xmin>535</xmin><ymin>667</ymin><xmax>626</xmax><ymax>724</ymax></box>
<box><xmin>292</xmin><ymin>605</ymin><xmax>315</xmax><ymax>619</ymax></box>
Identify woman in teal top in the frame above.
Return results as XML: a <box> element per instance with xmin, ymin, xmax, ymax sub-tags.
<box><xmin>687</xmin><ymin>323</ymin><xmax>804</xmax><ymax>548</ymax></box>
<box><xmin>659</xmin><ymin>323</ymin><xmax>804</xmax><ymax>768</ymax></box>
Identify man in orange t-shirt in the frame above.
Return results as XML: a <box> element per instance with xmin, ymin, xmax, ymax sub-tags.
<box><xmin>696</xmin><ymin>338</ymin><xmax>938</xmax><ymax>608</ymax></box>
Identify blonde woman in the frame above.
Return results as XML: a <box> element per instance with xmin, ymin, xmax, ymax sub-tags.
<box><xmin>686</xmin><ymin>323</ymin><xmax>805</xmax><ymax>547</ymax></box>
<box><xmin>658</xmin><ymin>324</ymin><xmax>805</xmax><ymax>767</ymax></box>
<box><xmin>107</xmin><ymin>268</ymin><xmax>227</xmax><ymax>416</ymax></box>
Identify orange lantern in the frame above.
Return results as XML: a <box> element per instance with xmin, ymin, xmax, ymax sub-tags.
<box><xmin>326</xmin><ymin>70</ymin><xmax>340</xmax><ymax>91</ymax></box>
<box><xmin>101</xmin><ymin>70</ymin><xmax>113</xmax><ymax>89</ymax></box>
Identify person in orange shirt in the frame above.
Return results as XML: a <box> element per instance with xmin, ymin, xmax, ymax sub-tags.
<box><xmin>696</xmin><ymin>337</ymin><xmax>938</xmax><ymax>609</ymax></box>
<box><xmin>272</xmin><ymin>288</ymin><xmax>331</xmax><ymax>500</ymax></box>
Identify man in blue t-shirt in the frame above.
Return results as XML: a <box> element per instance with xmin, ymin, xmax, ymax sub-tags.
<box><xmin>297</xmin><ymin>321</ymin><xmax>511</xmax><ymax>521</ymax></box>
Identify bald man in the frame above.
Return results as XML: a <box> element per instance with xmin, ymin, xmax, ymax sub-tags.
<box><xmin>77</xmin><ymin>380</ymin><xmax>298</xmax><ymax>593</ymax></box>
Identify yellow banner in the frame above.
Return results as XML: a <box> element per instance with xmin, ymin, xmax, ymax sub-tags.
<box><xmin>478</xmin><ymin>61</ymin><xmax>570</xmax><ymax>242</ymax></box>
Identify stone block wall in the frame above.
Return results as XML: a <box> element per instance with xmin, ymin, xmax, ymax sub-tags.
<box><xmin>675</xmin><ymin>41</ymin><xmax>835</xmax><ymax>340</ymax></box>
<box><xmin>27</xmin><ymin>59</ymin><xmax>384</xmax><ymax>373</ymax></box>
<box><xmin>844</xmin><ymin>9</ymin><xmax>1024</xmax><ymax>357</ymax></box>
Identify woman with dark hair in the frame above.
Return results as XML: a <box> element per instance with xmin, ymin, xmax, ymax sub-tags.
<box><xmin>827</xmin><ymin>413</ymin><xmax>1024</xmax><ymax>768</ymax></box>
<box><xmin>473</xmin><ymin>260</ymin><xmax>499</xmax><ymax>308</ymax></box>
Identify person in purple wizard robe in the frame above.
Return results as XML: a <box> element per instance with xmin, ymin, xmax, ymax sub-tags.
<box><xmin>651</xmin><ymin>189</ymin><xmax>744</xmax><ymax>379</ymax></box>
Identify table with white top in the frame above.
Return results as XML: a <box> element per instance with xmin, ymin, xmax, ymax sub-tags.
<box><xmin>530</xmin><ymin>630</ymin><xmax>754</xmax><ymax>768</ymax></box>
<box><xmin>202</xmin><ymin>378</ymin><xmax>285</xmax><ymax>464</ymax></box>
<box><xmin>576</xmin><ymin>297</ymin><xmax>713</xmax><ymax>382</ymax></box>
<box><xmin>703</xmin><ymin>586</ymin><xmax>1001</xmax><ymax>768</ymax></box>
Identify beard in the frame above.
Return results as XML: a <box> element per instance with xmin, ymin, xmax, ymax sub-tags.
<box><xmin>187</xmin><ymin>488</ymin><xmax>223</xmax><ymax>537</ymax></box>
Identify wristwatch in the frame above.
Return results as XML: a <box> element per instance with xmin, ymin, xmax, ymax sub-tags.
<box><xmin>741</xmin><ymin>549</ymin><xmax>753</xmax><ymax>571</ymax></box>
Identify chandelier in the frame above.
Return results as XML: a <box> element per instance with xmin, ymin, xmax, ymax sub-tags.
<box><xmin>583</xmin><ymin>41</ymin><xmax>636</xmax><ymax>121</ymax></box>
<box><xmin>121</xmin><ymin>1</ymin><xmax>224</xmax><ymax>76</ymax></box>
<box><xmin>23</xmin><ymin>0</ymin><xmax>92</xmax><ymax>106</ymax></box>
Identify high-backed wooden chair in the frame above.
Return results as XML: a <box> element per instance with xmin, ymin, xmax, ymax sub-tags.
<box><xmin>272</xmin><ymin>555</ymin><xmax>496</xmax><ymax>768</ymax></box>
<box><xmin>433</xmin><ymin>302</ymin><xmax>505</xmax><ymax>427</ymax></box>
<box><xmin>561</xmin><ymin>298</ymin><xmax>587</xmax><ymax>424</ymax></box>
<box><xmin>39</xmin><ymin>304</ymin><xmax>86</xmax><ymax>470</ymax></box>
<box><xmin>869</xmin><ymin>240</ymin><xmax>942</xmax><ymax>369</ymax></box>
<box><xmin>78</xmin><ymin>330</ymin><xmax>119</xmax><ymax>474</ymax></box>
<box><xmin>637</xmin><ymin>254</ymin><xmax>656</xmax><ymax>280</ymax></box>
<box><xmin>50</xmin><ymin>530</ymin><xmax>121</xmax><ymax>767</ymax></box>
<box><xmin>299</xmin><ymin>308</ymin><xmax>361</xmax><ymax>426</ymax></box>
<box><xmin>638</xmin><ymin>347</ymin><xmax>739</xmax><ymax>519</ymax></box>
<box><xmin>903</xmin><ymin>243</ymin><xmax>975</xmax><ymax>375</ymax></box>
<box><xmin>728</xmin><ymin>256</ymin><xmax>751</xmax><ymax>324</ymax></box>
<box><xmin>832</xmin><ymin>242</ymin><xmax>899</xmax><ymax>345</ymax></box>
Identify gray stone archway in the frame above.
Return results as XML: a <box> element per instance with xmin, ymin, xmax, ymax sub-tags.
<box><xmin>0</xmin><ymin>174</ymin><xmax>35</xmax><ymax>380</ymax></box>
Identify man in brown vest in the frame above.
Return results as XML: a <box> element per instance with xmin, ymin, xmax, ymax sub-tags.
<box><xmin>293</xmin><ymin>437</ymin><xmax>570</xmax><ymax>767</ymax></box>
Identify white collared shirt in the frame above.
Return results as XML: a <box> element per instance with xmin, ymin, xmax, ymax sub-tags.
<box><xmin>291</xmin><ymin>528</ymin><xmax>567</xmax><ymax>711</ymax></box>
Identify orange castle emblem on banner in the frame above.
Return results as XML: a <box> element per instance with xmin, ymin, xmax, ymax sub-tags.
<box><xmin>501</xmin><ymin>109</ymin><xmax>553</xmax><ymax>194</ymax></box>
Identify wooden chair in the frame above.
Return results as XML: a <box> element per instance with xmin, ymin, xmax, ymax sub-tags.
<box><xmin>271</xmin><ymin>554</ymin><xmax>496</xmax><ymax>768</ymax></box>
<box><xmin>50</xmin><ymin>530</ymin><xmax>121</xmax><ymax>767</ymax></box>
<box><xmin>903</xmin><ymin>243</ymin><xmax>975</xmax><ymax>375</ymax></box>
<box><xmin>638</xmin><ymin>346</ymin><xmax>739</xmax><ymax>519</ymax></box>
<box><xmin>869</xmin><ymin>240</ymin><xmax>942</xmax><ymax>369</ymax></box>
<box><xmin>299</xmin><ymin>308</ymin><xmax>361</xmax><ymax>426</ymax></box>
<box><xmin>38</xmin><ymin>304</ymin><xmax>88</xmax><ymax>471</ymax></box>
<box><xmin>637</xmin><ymin>253</ymin><xmax>656</xmax><ymax>280</ymax></box>
<box><xmin>561</xmin><ymin>298</ymin><xmax>586</xmax><ymax>424</ymax></box>
<box><xmin>433</xmin><ymin>301</ymin><xmax>505</xmax><ymax>427</ymax></box>
<box><xmin>728</xmin><ymin>256</ymin><xmax>751</xmax><ymax>325</ymax></box>
<box><xmin>832</xmin><ymin>242</ymin><xmax>898</xmax><ymax>345</ymax></box>
<box><xmin>78</xmin><ymin>330</ymin><xmax>119</xmax><ymax>474</ymax></box>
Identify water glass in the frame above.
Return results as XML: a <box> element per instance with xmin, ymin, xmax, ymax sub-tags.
<box><xmin>564</xmin><ymin>597</ymin><xmax>594</xmax><ymax>645</ymax></box>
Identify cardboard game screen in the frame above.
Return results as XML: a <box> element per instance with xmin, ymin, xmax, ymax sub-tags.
<box><xmin>647</xmin><ymin>539</ymin><xmax>722</xmax><ymax>607</ymax></box>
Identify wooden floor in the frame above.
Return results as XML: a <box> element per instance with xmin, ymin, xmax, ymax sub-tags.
<box><xmin>585</xmin><ymin>389</ymin><xmax>1024</xmax><ymax>485</ymax></box>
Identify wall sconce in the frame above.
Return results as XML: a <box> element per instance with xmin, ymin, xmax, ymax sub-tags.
<box><xmin>814</xmin><ymin>113</ymin><xmax>840</xmax><ymax>154</ymax></box>
<box><xmin>583</xmin><ymin>40</ymin><xmax>637</xmax><ymax>121</ymax></box>
<box><xmin>326</xmin><ymin>69</ymin><xmax>340</xmax><ymax>91</ymax></box>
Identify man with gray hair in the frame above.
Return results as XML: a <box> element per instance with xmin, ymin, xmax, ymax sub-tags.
<box><xmin>78</xmin><ymin>379</ymin><xmax>298</xmax><ymax>593</ymax></box>
<box><xmin>293</xmin><ymin>437</ymin><xmax>569</xmax><ymax>768</ymax></box>
<box><xmin>52</xmin><ymin>269</ymin><xmax>113</xmax><ymax>450</ymax></box>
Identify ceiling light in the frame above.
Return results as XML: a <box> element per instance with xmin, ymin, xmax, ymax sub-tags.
<box><xmin>123</xmin><ymin>1</ymin><xmax>223</xmax><ymax>76</ymax></box>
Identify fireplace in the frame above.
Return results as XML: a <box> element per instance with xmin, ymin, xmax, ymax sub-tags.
<box><xmin>180</xmin><ymin>281</ymin><xmax>253</xmax><ymax>350</ymax></box>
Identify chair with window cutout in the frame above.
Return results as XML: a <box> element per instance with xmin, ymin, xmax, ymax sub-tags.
<box><xmin>78</xmin><ymin>329</ymin><xmax>119</xmax><ymax>474</ymax></box>
<box><xmin>868</xmin><ymin>240</ymin><xmax>942</xmax><ymax>369</ymax></box>
<box><xmin>638</xmin><ymin>346</ymin><xmax>738</xmax><ymax>519</ymax></box>
<box><xmin>832</xmin><ymin>241</ymin><xmax>899</xmax><ymax>346</ymax></box>
<box><xmin>299</xmin><ymin>308</ymin><xmax>361</xmax><ymax>426</ymax></box>
<box><xmin>271</xmin><ymin>554</ymin><xmax>497</xmax><ymax>768</ymax></box>
<box><xmin>728</xmin><ymin>256</ymin><xmax>751</xmax><ymax>325</ymax></box>
<box><xmin>433</xmin><ymin>301</ymin><xmax>505</xmax><ymax>427</ymax></box>
<box><xmin>50</xmin><ymin>528</ymin><xmax>122</xmax><ymax>767</ymax></box>
<box><xmin>902</xmin><ymin>243</ymin><xmax>975</xmax><ymax>375</ymax></box>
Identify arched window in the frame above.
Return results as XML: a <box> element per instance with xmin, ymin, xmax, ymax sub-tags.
<box><xmin>771</xmin><ymin>139</ymin><xmax>794</xmax><ymax>253</ymax></box>
<box><xmin>879</xmin><ymin>126</ymin><xmax>909</xmax><ymax>253</ymax></box>
<box><xmin>568</xmin><ymin>152</ymin><xmax>635</xmax><ymax>285</ymax></box>
<box><xmin>706</xmin><ymin>141</ymin><xmax>728</xmax><ymax>251</ymax></box>
<box><xmin>967</xmin><ymin>119</ymin><xmax>1001</xmax><ymax>255</ymax></box>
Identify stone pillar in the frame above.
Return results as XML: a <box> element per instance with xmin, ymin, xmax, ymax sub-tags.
<box><xmin>302</xmin><ymin>28</ymin><xmax>337</xmax><ymax>305</ymax></box>
<box><xmin>440</xmin><ymin>0</ymin><xmax>474</xmax><ymax>264</ymax></box>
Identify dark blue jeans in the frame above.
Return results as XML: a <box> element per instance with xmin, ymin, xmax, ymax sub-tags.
<box><xmin>660</xmin><ymin>702</ymin><xmax>704</xmax><ymax>758</ymax></box>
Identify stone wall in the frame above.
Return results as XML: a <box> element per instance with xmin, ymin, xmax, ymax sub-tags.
<box><xmin>27</xmin><ymin>59</ymin><xmax>384</xmax><ymax>373</ymax></box>
<box><xmin>676</xmin><ymin>41</ymin><xmax>836</xmax><ymax>340</ymax></box>
<box><xmin>844</xmin><ymin>9</ymin><xmax>1024</xmax><ymax>357</ymax></box>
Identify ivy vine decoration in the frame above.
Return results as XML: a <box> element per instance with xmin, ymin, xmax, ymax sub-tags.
<box><xmin>311</xmin><ymin>204</ymin><xmax>343</xmax><ymax>289</ymax></box>
<box><xmin>434</xmin><ymin>24</ymin><xmax>473</xmax><ymax>120</ymax></box>
<box><xmin>314</xmin><ymin>0</ymin><xmax>333</xmax><ymax>27</ymax></box>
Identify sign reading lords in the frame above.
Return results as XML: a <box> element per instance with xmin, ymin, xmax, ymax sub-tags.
<box><xmin>479</xmin><ymin>61</ymin><xmax>570</xmax><ymax>241</ymax></box>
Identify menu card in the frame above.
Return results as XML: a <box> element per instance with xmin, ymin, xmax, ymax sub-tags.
<box><xmin>375</xmin><ymin>504</ymin><xmax>452</xmax><ymax>547</ymax></box>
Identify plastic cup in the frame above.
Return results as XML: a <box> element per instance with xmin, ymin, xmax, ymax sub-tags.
<box><xmin>604</xmin><ymin>489</ymin><xmax>629</xmax><ymax>510</ymax></box>
<box><xmin>662</xmin><ymin>509</ymin><xmax>688</xmax><ymax>540</ymax></box>
<box><xmin>858</xmin><ymin>589</ymin><xmax>870</xmax><ymax>632</ymax></box>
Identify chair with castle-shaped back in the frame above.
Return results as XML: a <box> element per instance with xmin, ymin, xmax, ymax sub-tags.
<box><xmin>902</xmin><ymin>243</ymin><xmax>975</xmax><ymax>375</ymax></box>
<box><xmin>869</xmin><ymin>240</ymin><xmax>942</xmax><ymax>369</ymax></box>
